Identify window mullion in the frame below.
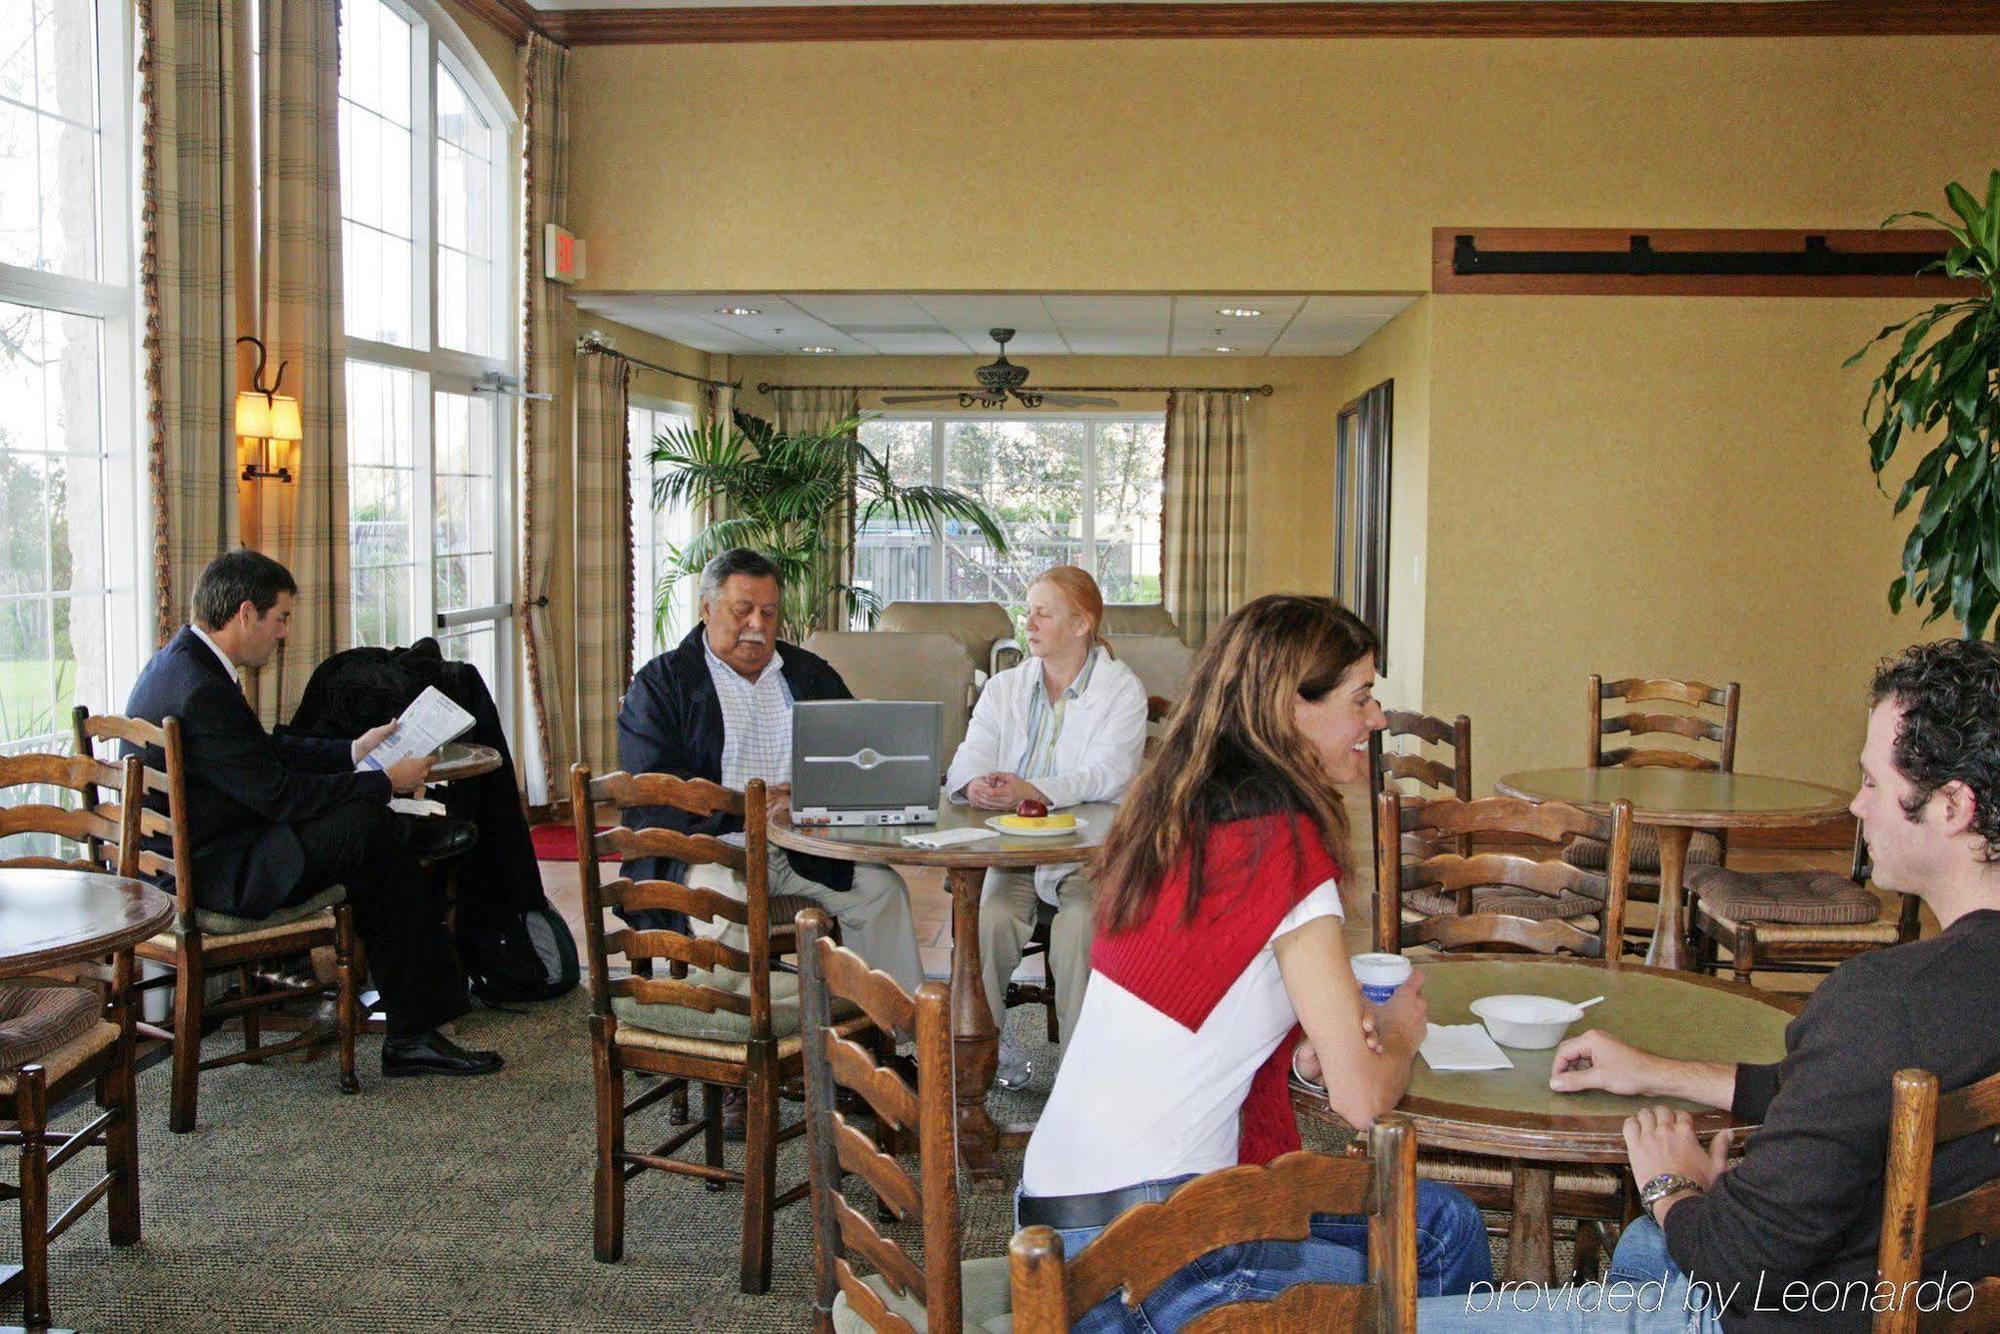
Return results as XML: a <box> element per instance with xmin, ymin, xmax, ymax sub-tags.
<box><xmin>929</xmin><ymin>417</ymin><xmax>945</xmax><ymax>596</ymax></box>
<box><xmin>1080</xmin><ymin>420</ymin><xmax>1098</xmax><ymax>578</ymax></box>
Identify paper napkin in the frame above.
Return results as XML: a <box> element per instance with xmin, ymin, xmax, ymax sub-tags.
<box><xmin>901</xmin><ymin>827</ymin><xmax>998</xmax><ymax>850</ymax></box>
<box><xmin>1420</xmin><ymin>1023</ymin><xmax>1515</xmax><ymax>1072</ymax></box>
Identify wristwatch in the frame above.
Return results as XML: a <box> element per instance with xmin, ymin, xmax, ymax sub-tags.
<box><xmin>1637</xmin><ymin>1173</ymin><xmax>1706</xmax><ymax>1211</ymax></box>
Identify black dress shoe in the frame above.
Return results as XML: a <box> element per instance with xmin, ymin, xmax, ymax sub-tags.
<box><xmin>405</xmin><ymin>817</ymin><xmax>479</xmax><ymax>860</ymax></box>
<box><xmin>382</xmin><ymin>1030</ymin><xmax>505</xmax><ymax>1078</ymax></box>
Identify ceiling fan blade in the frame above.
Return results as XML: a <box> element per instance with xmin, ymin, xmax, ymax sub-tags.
<box><xmin>878</xmin><ymin>393</ymin><xmax>962</xmax><ymax>406</ymax></box>
<box><xmin>1032</xmin><ymin>393</ymin><xmax>1122</xmax><ymax>408</ymax></box>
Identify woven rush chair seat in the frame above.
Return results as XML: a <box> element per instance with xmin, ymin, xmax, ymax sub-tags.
<box><xmin>0</xmin><ymin>1021</ymin><xmax>120</xmax><ymax>1100</ymax></box>
<box><xmin>613</xmin><ymin>1011</ymin><xmax>874</xmax><ymax>1064</ymax></box>
<box><xmin>1686</xmin><ymin>866</ymin><xmax>1879</xmax><ymax>926</ymax></box>
<box><xmin>1404</xmin><ymin>882</ymin><xmax>1604</xmax><ymax>924</ymax></box>
<box><xmin>1564</xmin><ymin>825</ymin><xmax>1721</xmax><ymax>877</ymax></box>
<box><xmin>180</xmin><ymin>885</ymin><xmax>346</xmax><ymax>938</ymax></box>
<box><xmin>1417</xmin><ymin>1152</ymin><xmax>1624</xmax><ymax>1197</ymax></box>
<box><xmin>833</xmin><ymin>1255</ymin><xmax>1014</xmax><ymax>1334</ymax></box>
<box><xmin>0</xmin><ymin>982</ymin><xmax>105</xmax><ymax>1073</ymax></box>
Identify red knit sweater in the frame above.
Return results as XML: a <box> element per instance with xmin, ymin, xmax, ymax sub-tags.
<box><xmin>1091</xmin><ymin>813</ymin><xmax>1342</xmax><ymax>1166</ymax></box>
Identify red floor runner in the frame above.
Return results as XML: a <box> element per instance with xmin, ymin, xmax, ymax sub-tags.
<box><xmin>530</xmin><ymin>822</ymin><xmax>577</xmax><ymax>861</ymax></box>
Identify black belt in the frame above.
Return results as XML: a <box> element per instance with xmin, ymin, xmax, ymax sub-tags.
<box><xmin>1018</xmin><ymin>1179</ymin><xmax>1187</xmax><ymax>1232</ymax></box>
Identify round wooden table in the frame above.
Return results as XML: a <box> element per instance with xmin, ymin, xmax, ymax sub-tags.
<box><xmin>1295</xmin><ymin>955</ymin><xmax>1796</xmax><ymax>1284</ymax></box>
<box><xmin>770</xmin><ymin>794</ymin><xmax>1118</xmax><ymax>1179</ymax></box>
<box><xmin>1495</xmin><ymin>767</ymin><xmax>1850</xmax><ymax>969</ymax></box>
<box><xmin>427</xmin><ymin>741</ymin><xmax>501</xmax><ymax>783</ymax></box>
<box><xmin>0</xmin><ymin>868</ymin><xmax>174</xmax><ymax>978</ymax></box>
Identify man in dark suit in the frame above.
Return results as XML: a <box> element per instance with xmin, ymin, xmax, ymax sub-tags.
<box><xmin>126</xmin><ymin>550</ymin><xmax>501</xmax><ymax>1077</ymax></box>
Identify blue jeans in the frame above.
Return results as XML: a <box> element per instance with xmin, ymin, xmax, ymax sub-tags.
<box><xmin>1016</xmin><ymin>1177</ymin><xmax>1493</xmax><ymax>1331</ymax></box>
<box><xmin>1414</xmin><ymin>1218</ymin><xmax>1727</xmax><ymax>1331</ymax></box>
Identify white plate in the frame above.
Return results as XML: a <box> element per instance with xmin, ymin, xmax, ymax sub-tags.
<box><xmin>983</xmin><ymin>815</ymin><xmax>1089</xmax><ymax>840</ymax></box>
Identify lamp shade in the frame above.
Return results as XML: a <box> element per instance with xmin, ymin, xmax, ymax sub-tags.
<box><xmin>267</xmin><ymin>395</ymin><xmax>303</xmax><ymax>442</ymax></box>
<box><xmin>234</xmin><ymin>390</ymin><xmax>272</xmax><ymax>439</ymax></box>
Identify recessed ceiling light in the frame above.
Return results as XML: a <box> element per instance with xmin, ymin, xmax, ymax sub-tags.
<box><xmin>1216</xmin><ymin>307</ymin><xmax>1264</xmax><ymax>319</ymax></box>
<box><xmin>714</xmin><ymin>306</ymin><xmax>761</xmax><ymax>317</ymax></box>
<box><xmin>1210</xmin><ymin>345</ymin><xmax>1239</xmax><ymax>353</ymax></box>
<box><xmin>798</xmin><ymin>345</ymin><xmax>837</xmax><ymax>355</ymax></box>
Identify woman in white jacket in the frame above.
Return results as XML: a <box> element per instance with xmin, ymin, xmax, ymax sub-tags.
<box><xmin>945</xmin><ymin>566</ymin><xmax>1149</xmax><ymax>1089</ymax></box>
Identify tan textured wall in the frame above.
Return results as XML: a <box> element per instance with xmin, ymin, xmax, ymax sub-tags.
<box><xmin>1320</xmin><ymin>298</ymin><xmax>1432</xmax><ymax>712</ymax></box>
<box><xmin>566</xmin><ymin>37</ymin><xmax>1998</xmax><ymax>293</ymax></box>
<box><xmin>732</xmin><ymin>353</ymin><xmax>1348</xmax><ymax>601</ymax></box>
<box><xmin>1424</xmin><ymin>296</ymin><xmax>1922</xmax><ymax>792</ymax></box>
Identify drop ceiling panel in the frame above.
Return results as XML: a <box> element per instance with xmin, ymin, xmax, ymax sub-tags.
<box><xmin>575</xmin><ymin>292</ymin><xmax>1418</xmax><ymax>358</ymax></box>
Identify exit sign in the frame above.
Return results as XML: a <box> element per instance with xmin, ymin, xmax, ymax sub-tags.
<box><xmin>545</xmin><ymin>224</ymin><xmax>585</xmax><ymax>284</ymax></box>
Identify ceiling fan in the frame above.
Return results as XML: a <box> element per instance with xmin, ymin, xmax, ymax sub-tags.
<box><xmin>880</xmin><ymin>328</ymin><xmax>1117</xmax><ymax>410</ymax></box>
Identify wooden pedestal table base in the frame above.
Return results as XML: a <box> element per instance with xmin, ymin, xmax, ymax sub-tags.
<box><xmin>1293</xmin><ymin>955</ymin><xmax>1798</xmax><ymax>1285</ymax></box>
<box><xmin>770</xmin><ymin>796</ymin><xmax>1118</xmax><ymax>1182</ymax></box>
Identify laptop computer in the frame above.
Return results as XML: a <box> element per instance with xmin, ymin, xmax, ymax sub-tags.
<box><xmin>790</xmin><ymin>700</ymin><xmax>942</xmax><ymax>826</ymax></box>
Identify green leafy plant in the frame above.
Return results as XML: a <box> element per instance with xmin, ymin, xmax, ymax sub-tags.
<box><xmin>649</xmin><ymin>410</ymin><xmax>1009</xmax><ymax>637</ymax></box>
<box><xmin>1846</xmin><ymin>169</ymin><xmax>2000</xmax><ymax>638</ymax></box>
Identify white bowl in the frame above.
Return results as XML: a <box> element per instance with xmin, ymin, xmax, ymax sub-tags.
<box><xmin>1469</xmin><ymin>994</ymin><xmax>1588</xmax><ymax>1050</ymax></box>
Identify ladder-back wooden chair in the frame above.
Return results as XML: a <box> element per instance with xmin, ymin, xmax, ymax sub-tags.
<box><xmin>1009</xmin><ymin>1123</ymin><xmax>1419</xmax><ymax>1332</ymax></box>
<box><xmin>1565</xmin><ymin>675</ymin><xmax>1739</xmax><ymax>891</ymax></box>
<box><xmin>73</xmin><ymin>707</ymin><xmax>360</xmax><ymax>1132</ymax></box>
<box><xmin>1875</xmin><ymin>1066</ymin><xmax>2000</xmax><ymax>1332</ymax></box>
<box><xmin>1369</xmin><ymin>709</ymin><xmax>1474</xmax><ymax>870</ymax></box>
<box><xmin>1375</xmin><ymin>791</ymin><xmax>1637</xmax><ymax>1278</ymax></box>
<box><xmin>1689</xmin><ymin>826</ymin><xmax>1920</xmax><ymax>986</ymax></box>
<box><xmin>573</xmin><ymin>766</ymin><xmax>874</xmax><ymax>1293</ymax></box>
<box><xmin>799</xmin><ymin>908</ymin><xmax>1011</xmax><ymax>1332</ymax></box>
<box><xmin>0</xmin><ymin>749</ymin><xmax>146</xmax><ymax>1328</ymax></box>
<box><xmin>1378</xmin><ymin>793</ymin><xmax>1634</xmax><ymax>959</ymax></box>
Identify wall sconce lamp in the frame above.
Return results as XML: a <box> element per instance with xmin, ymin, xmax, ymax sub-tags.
<box><xmin>235</xmin><ymin>334</ymin><xmax>302</xmax><ymax>483</ymax></box>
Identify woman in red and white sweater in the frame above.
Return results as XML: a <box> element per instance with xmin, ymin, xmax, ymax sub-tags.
<box><xmin>1018</xmin><ymin>594</ymin><xmax>1492</xmax><ymax>1329</ymax></box>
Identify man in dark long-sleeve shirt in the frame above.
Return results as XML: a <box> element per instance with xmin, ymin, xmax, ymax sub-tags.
<box><xmin>1420</xmin><ymin>638</ymin><xmax>2000</xmax><ymax>1331</ymax></box>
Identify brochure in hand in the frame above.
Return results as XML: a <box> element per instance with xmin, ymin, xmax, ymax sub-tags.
<box><xmin>356</xmin><ymin>686</ymin><xmax>477</xmax><ymax>773</ymax></box>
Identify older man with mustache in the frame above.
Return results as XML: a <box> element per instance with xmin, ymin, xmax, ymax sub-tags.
<box><xmin>615</xmin><ymin>547</ymin><xmax>923</xmax><ymax>992</ymax></box>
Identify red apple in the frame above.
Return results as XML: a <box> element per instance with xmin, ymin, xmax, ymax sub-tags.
<box><xmin>1016</xmin><ymin>799</ymin><xmax>1049</xmax><ymax>819</ymax></box>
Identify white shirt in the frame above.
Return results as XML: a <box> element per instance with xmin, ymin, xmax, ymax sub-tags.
<box><xmin>703</xmin><ymin>637</ymin><xmax>793</xmax><ymax>791</ymax></box>
<box><xmin>1020</xmin><ymin>879</ymin><xmax>1344</xmax><ymax>1198</ymax></box>
<box><xmin>189</xmin><ymin>624</ymin><xmax>240</xmax><ymax>684</ymax></box>
<box><xmin>944</xmin><ymin>647</ymin><xmax>1148</xmax><ymax>901</ymax></box>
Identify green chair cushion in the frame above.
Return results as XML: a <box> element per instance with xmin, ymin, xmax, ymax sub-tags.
<box><xmin>831</xmin><ymin>1255</ymin><xmax>1013</xmax><ymax>1333</ymax></box>
<box><xmin>193</xmin><ymin>885</ymin><xmax>347</xmax><ymax>936</ymax></box>
<box><xmin>611</xmin><ymin>968</ymin><xmax>805</xmax><ymax>1043</ymax></box>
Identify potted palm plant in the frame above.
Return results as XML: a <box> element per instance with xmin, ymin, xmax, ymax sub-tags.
<box><xmin>648</xmin><ymin>410</ymin><xmax>1009</xmax><ymax>636</ymax></box>
<box><xmin>1847</xmin><ymin>169</ymin><xmax>2000</xmax><ymax>638</ymax></box>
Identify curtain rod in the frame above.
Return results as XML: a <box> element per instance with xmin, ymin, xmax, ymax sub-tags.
<box><xmin>577</xmin><ymin>334</ymin><xmax>740</xmax><ymax>392</ymax></box>
<box><xmin>755</xmin><ymin>382</ymin><xmax>1275</xmax><ymax>397</ymax></box>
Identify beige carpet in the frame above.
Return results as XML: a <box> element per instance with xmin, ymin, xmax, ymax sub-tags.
<box><xmin>25</xmin><ymin>990</ymin><xmax>1383</xmax><ymax>1332</ymax></box>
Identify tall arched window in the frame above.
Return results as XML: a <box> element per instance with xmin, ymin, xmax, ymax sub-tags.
<box><xmin>337</xmin><ymin>0</ymin><xmax>516</xmax><ymax>714</ymax></box>
<box><xmin>0</xmin><ymin>0</ymin><xmax>140</xmax><ymax>756</ymax></box>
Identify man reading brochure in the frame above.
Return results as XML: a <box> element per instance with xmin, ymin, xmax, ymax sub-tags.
<box><xmin>124</xmin><ymin>550</ymin><xmax>503</xmax><ymax>1078</ymax></box>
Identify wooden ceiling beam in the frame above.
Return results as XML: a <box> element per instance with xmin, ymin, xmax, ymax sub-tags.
<box><xmin>535</xmin><ymin>0</ymin><xmax>2000</xmax><ymax>47</ymax></box>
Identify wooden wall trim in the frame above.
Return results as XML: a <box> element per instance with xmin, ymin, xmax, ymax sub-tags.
<box><xmin>1432</xmin><ymin>227</ymin><xmax>1982</xmax><ymax>297</ymax></box>
<box><xmin>537</xmin><ymin>1</ymin><xmax>2000</xmax><ymax>46</ymax></box>
<box><xmin>454</xmin><ymin>0</ymin><xmax>547</xmax><ymax>42</ymax></box>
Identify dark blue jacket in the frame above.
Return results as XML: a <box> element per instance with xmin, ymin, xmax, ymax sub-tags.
<box><xmin>615</xmin><ymin>624</ymin><xmax>853</xmax><ymax>894</ymax></box>
<box><xmin>124</xmin><ymin>626</ymin><xmax>393</xmax><ymax>917</ymax></box>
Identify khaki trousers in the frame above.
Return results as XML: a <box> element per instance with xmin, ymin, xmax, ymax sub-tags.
<box><xmin>979</xmin><ymin>866</ymin><xmax>1094</xmax><ymax>1048</ymax></box>
<box><xmin>686</xmin><ymin>848</ymin><xmax>924</xmax><ymax>995</ymax></box>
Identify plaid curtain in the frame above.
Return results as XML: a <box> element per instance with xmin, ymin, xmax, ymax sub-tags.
<box><xmin>252</xmin><ymin>0</ymin><xmax>349</xmax><ymax>725</ymax></box>
<box><xmin>572</xmin><ymin>349</ymin><xmax>630</xmax><ymax>772</ymax></box>
<box><xmin>1161</xmin><ymin>389</ymin><xmax>1250</xmax><ymax>648</ymax></box>
<box><xmin>519</xmin><ymin>33</ymin><xmax>570</xmax><ymax>800</ymax></box>
<box><xmin>770</xmin><ymin>386</ymin><xmax>860</xmax><ymax>632</ymax></box>
<box><xmin>139</xmin><ymin>0</ymin><xmax>240</xmax><ymax>646</ymax></box>
<box><xmin>702</xmin><ymin>378</ymin><xmax>734</xmax><ymax>527</ymax></box>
